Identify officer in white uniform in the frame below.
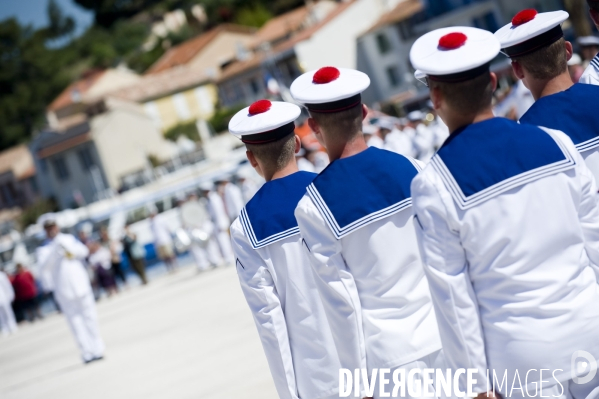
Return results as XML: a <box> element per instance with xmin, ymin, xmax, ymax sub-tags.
<box><xmin>228</xmin><ymin>99</ymin><xmax>341</xmax><ymax>399</ymax></box>
<box><xmin>36</xmin><ymin>214</ymin><xmax>105</xmax><ymax>363</ymax></box>
<box><xmin>495</xmin><ymin>10</ymin><xmax>599</xmax><ymax>185</ymax></box>
<box><xmin>290</xmin><ymin>67</ymin><xmax>442</xmax><ymax>399</ymax></box>
<box><xmin>0</xmin><ymin>269</ymin><xmax>17</xmax><ymax>336</ymax></box>
<box><xmin>410</xmin><ymin>26</ymin><xmax>599</xmax><ymax>398</ymax></box>
<box><xmin>180</xmin><ymin>192</ymin><xmax>221</xmax><ymax>271</ymax></box>
<box><xmin>580</xmin><ymin>12</ymin><xmax>599</xmax><ymax>85</ymax></box>
<box><xmin>362</xmin><ymin>124</ymin><xmax>384</xmax><ymax>148</ymax></box>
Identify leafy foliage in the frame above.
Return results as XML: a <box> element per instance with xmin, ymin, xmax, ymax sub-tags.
<box><xmin>208</xmin><ymin>105</ymin><xmax>244</xmax><ymax>134</ymax></box>
<box><xmin>164</xmin><ymin>120</ymin><xmax>200</xmax><ymax>142</ymax></box>
<box><xmin>20</xmin><ymin>198</ymin><xmax>58</xmax><ymax>229</ymax></box>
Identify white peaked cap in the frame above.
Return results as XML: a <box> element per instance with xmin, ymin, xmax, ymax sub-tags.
<box><xmin>494</xmin><ymin>10</ymin><xmax>568</xmax><ymax>58</ymax></box>
<box><xmin>290</xmin><ymin>67</ymin><xmax>370</xmax><ymax>112</ymax></box>
<box><xmin>410</xmin><ymin>27</ymin><xmax>500</xmax><ymax>79</ymax></box>
<box><xmin>229</xmin><ymin>100</ymin><xmax>300</xmax><ymax>143</ymax></box>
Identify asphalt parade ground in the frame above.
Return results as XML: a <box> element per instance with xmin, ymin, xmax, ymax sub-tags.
<box><xmin>0</xmin><ymin>261</ymin><xmax>278</xmax><ymax>399</ymax></box>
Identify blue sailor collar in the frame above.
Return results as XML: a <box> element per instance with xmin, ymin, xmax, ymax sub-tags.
<box><xmin>240</xmin><ymin>171</ymin><xmax>316</xmax><ymax>249</ymax></box>
<box><xmin>307</xmin><ymin>147</ymin><xmax>421</xmax><ymax>239</ymax></box>
<box><xmin>432</xmin><ymin>117</ymin><xmax>575</xmax><ymax>210</ymax></box>
<box><xmin>519</xmin><ymin>83</ymin><xmax>599</xmax><ymax>153</ymax></box>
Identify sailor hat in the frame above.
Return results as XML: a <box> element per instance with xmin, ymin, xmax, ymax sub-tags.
<box><xmin>37</xmin><ymin>213</ymin><xmax>57</xmax><ymax>228</ymax></box>
<box><xmin>410</xmin><ymin>26</ymin><xmax>500</xmax><ymax>83</ymax></box>
<box><xmin>290</xmin><ymin>66</ymin><xmax>370</xmax><ymax>113</ymax></box>
<box><xmin>229</xmin><ymin>99</ymin><xmax>301</xmax><ymax>144</ymax></box>
<box><xmin>494</xmin><ymin>10</ymin><xmax>569</xmax><ymax>58</ymax></box>
<box><xmin>578</xmin><ymin>35</ymin><xmax>599</xmax><ymax>47</ymax></box>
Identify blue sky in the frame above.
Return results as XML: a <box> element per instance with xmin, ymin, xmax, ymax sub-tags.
<box><xmin>0</xmin><ymin>0</ymin><xmax>93</xmax><ymax>35</ymax></box>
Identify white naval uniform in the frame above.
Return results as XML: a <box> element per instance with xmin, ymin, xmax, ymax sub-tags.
<box><xmin>180</xmin><ymin>198</ymin><xmax>221</xmax><ymax>270</ymax></box>
<box><xmin>294</xmin><ymin>147</ymin><xmax>442</xmax><ymax>398</ymax></box>
<box><xmin>231</xmin><ymin>171</ymin><xmax>341</xmax><ymax>399</ymax></box>
<box><xmin>0</xmin><ymin>271</ymin><xmax>17</xmax><ymax>335</ymax></box>
<box><xmin>411</xmin><ymin>117</ymin><xmax>599</xmax><ymax>396</ymax></box>
<box><xmin>519</xmin><ymin>83</ymin><xmax>599</xmax><ymax>187</ymax></box>
<box><xmin>223</xmin><ymin>182</ymin><xmax>244</xmax><ymax>222</ymax></box>
<box><xmin>384</xmin><ymin>129</ymin><xmax>416</xmax><ymax>158</ymax></box>
<box><xmin>37</xmin><ymin>234</ymin><xmax>105</xmax><ymax>362</ymax></box>
<box><xmin>579</xmin><ymin>54</ymin><xmax>599</xmax><ymax>85</ymax></box>
<box><xmin>207</xmin><ymin>191</ymin><xmax>235</xmax><ymax>264</ymax></box>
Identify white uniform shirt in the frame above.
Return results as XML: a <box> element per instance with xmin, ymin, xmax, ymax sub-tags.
<box><xmin>295</xmin><ymin>147</ymin><xmax>441</xmax><ymax>375</ymax></box>
<box><xmin>579</xmin><ymin>54</ymin><xmax>599</xmax><ymax>85</ymax></box>
<box><xmin>223</xmin><ymin>182</ymin><xmax>244</xmax><ymax>221</ymax></box>
<box><xmin>89</xmin><ymin>247</ymin><xmax>112</xmax><ymax>270</ymax></box>
<box><xmin>411</xmin><ymin>118</ymin><xmax>599</xmax><ymax>394</ymax></box>
<box><xmin>0</xmin><ymin>271</ymin><xmax>14</xmax><ymax>305</ymax></box>
<box><xmin>366</xmin><ymin>135</ymin><xmax>384</xmax><ymax>149</ymax></box>
<box><xmin>413</xmin><ymin>123</ymin><xmax>436</xmax><ymax>163</ymax></box>
<box><xmin>231</xmin><ymin>171</ymin><xmax>341</xmax><ymax>399</ymax></box>
<box><xmin>384</xmin><ymin>129</ymin><xmax>416</xmax><ymax>158</ymax></box>
<box><xmin>207</xmin><ymin>191</ymin><xmax>230</xmax><ymax>231</ymax></box>
<box><xmin>37</xmin><ymin>233</ymin><xmax>91</xmax><ymax>302</ymax></box>
<box><xmin>150</xmin><ymin>216</ymin><xmax>173</xmax><ymax>246</ymax></box>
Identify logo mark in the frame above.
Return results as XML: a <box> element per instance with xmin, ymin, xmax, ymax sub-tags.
<box><xmin>571</xmin><ymin>350</ymin><xmax>597</xmax><ymax>384</ymax></box>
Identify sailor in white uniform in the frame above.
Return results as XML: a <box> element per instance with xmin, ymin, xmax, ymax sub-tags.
<box><xmin>202</xmin><ymin>182</ymin><xmax>235</xmax><ymax>265</ymax></box>
<box><xmin>290</xmin><ymin>67</ymin><xmax>442</xmax><ymax>399</ymax></box>
<box><xmin>410</xmin><ymin>26</ymin><xmax>599</xmax><ymax>398</ymax></box>
<box><xmin>228</xmin><ymin>99</ymin><xmax>341</xmax><ymax>399</ymax></box>
<box><xmin>581</xmin><ymin>1</ymin><xmax>599</xmax><ymax>85</ymax></box>
<box><xmin>495</xmin><ymin>10</ymin><xmax>599</xmax><ymax>185</ymax></box>
<box><xmin>0</xmin><ymin>269</ymin><xmax>17</xmax><ymax>336</ymax></box>
<box><xmin>36</xmin><ymin>214</ymin><xmax>105</xmax><ymax>363</ymax></box>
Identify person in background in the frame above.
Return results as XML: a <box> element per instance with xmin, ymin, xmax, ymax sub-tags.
<box><xmin>294</xmin><ymin>148</ymin><xmax>315</xmax><ymax>172</ymax></box>
<box><xmin>37</xmin><ymin>213</ymin><xmax>105</xmax><ymax>364</ymax></box>
<box><xmin>122</xmin><ymin>224</ymin><xmax>147</xmax><ymax>285</ymax></box>
<box><xmin>216</xmin><ymin>177</ymin><xmax>244</xmax><ymax>222</ymax></box>
<box><xmin>578</xmin><ymin>35</ymin><xmax>599</xmax><ymax>67</ymax></box>
<box><xmin>0</xmin><ymin>267</ymin><xmax>17</xmax><ymax>336</ymax></box>
<box><xmin>362</xmin><ymin>123</ymin><xmax>384</xmax><ymax>148</ymax></box>
<box><xmin>568</xmin><ymin>53</ymin><xmax>584</xmax><ymax>83</ymax></box>
<box><xmin>180</xmin><ymin>192</ymin><xmax>221</xmax><ymax>272</ymax></box>
<box><xmin>580</xmin><ymin>2</ymin><xmax>599</xmax><ymax>84</ymax></box>
<box><xmin>201</xmin><ymin>182</ymin><xmax>235</xmax><ymax>265</ymax></box>
<box><xmin>149</xmin><ymin>208</ymin><xmax>177</xmax><ymax>272</ymax></box>
<box><xmin>235</xmin><ymin>167</ymin><xmax>263</xmax><ymax>204</ymax></box>
<box><xmin>229</xmin><ymin>99</ymin><xmax>341</xmax><ymax>399</ymax></box>
<box><xmin>100</xmin><ymin>228</ymin><xmax>126</xmax><ymax>288</ymax></box>
<box><xmin>88</xmin><ymin>241</ymin><xmax>118</xmax><ymax>298</ymax></box>
<box><xmin>11</xmin><ymin>263</ymin><xmax>43</xmax><ymax>322</ymax></box>
<box><xmin>410</xmin><ymin>110</ymin><xmax>436</xmax><ymax>162</ymax></box>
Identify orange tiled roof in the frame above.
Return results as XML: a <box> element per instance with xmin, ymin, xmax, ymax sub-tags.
<box><xmin>47</xmin><ymin>70</ymin><xmax>106</xmax><ymax>112</ymax></box>
<box><xmin>0</xmin><ymin>145</ymin><xmax>36</xmax><ymax>180</ymax></box>
<box><xmin>250</xmin><ymin>6</ymin><xmax>309</xmax><ymax>48</ymax></box>
<box><xmin>146</xmin><ymin>24</ymin><xmax>255</xmax><ymax>75</ymax></box>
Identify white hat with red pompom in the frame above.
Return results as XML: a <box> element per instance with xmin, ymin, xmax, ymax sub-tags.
<box><xmin>494</xmin><ymin>9</ymin><xmax>569</xmax><ymax>58</ymax></box>
<box><xmin>410</xmin><ymin>26</ymin><xmax>500</xmax><ymax>84</ymax></box>
<box><xmin>290</xmin><ymin>66</ymin><xmax>370</xmax><ymax>113</ymax></box>
<box><xmin>228</xmin><ymin>99</ymin><xmax>301</xmax><ymax>144</ymax></box>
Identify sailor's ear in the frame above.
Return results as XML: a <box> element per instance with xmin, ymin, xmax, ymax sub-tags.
<box><xmin>246</xmin><ymin>150</ymin><xmax>258</xmax><ymax>168</ymax></box>
<box><xmin>294</xmin><ymin>135</ymin><xmax>301</xmax><ymax>154</ymax></box>
<box><xmin>564</xmin><ymin>41</ymin><xmax>573</xmax><ymax>60</ymax></box>
<box><xmin>361</xmin><ymin>104</ymin><xmax>368</xmax><ymax>121</ymax></box>
<box><xmin>511</xmin><ymin>60</ymin><xmax>525</xmax><ymax>80</ymax></box>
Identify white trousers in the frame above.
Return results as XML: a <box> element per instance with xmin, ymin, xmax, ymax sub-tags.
<box><xmin>0</xmin><ymin>302</ymin><xmax>17</xmax><ymax>335</ymax></box>
<box><xmin>373</xmin><ymin>350</ymin><xmax>446</xmax><ymax>399</ymax></box>
<box><xmin>216</xmin><ymin>231</ymin><xmax>234</xmax><ymax>264</ymax></box>
<box><xmin>190</xmin><ymin>240</ymin><xmax>222</xmax><ymax>271</ymax></box>
<box><xmin>58</xmin><ymin>293</ymin><xmax>105</xmax><ymax>362</ymax></box>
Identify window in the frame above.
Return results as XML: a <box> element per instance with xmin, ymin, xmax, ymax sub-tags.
<box><xmin>78</xmin><ymin>147</ymin><xmax>95</xmax><ymax>171</ymax></box>
<box><xmin>52</xmin><ymin>156</ymin><xmax>70</xmax><ymax>181</ymax></box>
<box><xmin>144</xmin><ymin>102</ymin><xmax>162</xmax><ymax>128</ymax></box>
<box><xmin>376</xmin><ymin>33</ymin><xmax>392</xmax><ymax>54</ymax></box>
<box><xmin>386</xmin><ymin>66</ymin><xmax>401</xmax><ymax>87</ymax></box>
<box><xmin>173</xmin><ymin>93</ymin><xmax>191</xmax><ymax>121</ymax></box>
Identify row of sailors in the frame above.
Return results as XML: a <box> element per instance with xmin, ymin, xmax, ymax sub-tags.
<box><xmin>229</xmin><ymin>8</ymin><xmax>599</xmax><ymax>399</ymax></box>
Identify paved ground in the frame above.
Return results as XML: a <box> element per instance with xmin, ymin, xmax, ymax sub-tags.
<box><xmin>0</xmin><ymin>261</ymin><xmax>278</xmax><ymax>399</ymax></box>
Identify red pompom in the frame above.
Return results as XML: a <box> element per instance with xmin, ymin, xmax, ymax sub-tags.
<box><xmin>438</xmin><ymin>32</ymin><xmax>467</xmax><ymax>50</ymax></box>
<box><xmin>512</xmin><ymin>9</ymin><xmax>537</xmax><ymax>26</ymax></box>
<box><xmin>313</xmin><ymin>66</ymin><xmax>340</xmax><ymax>84</ymax></box>
<box><xmin>248</xmin><ymin>99</ymin><xmax>272</xmax><ymax>115</ymax></box>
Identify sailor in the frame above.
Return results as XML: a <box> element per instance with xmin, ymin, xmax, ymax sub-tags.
<box><xmin>216</xmin><ymin>176</ymin><xmax>244</xmax><ymax>222</ymax></box>
<box><xmin>410</xmin><ymin>110</ymin><xmax>436</xmax><ymax>163</ymax></box>
<box><xmin>410</xmin><ymin>26</ymin><xmax>599</xmax><ymax>398</ymax></box>
<box><xmin>200</xmin><ymin>181</ymin><xmax>235</xmax><ymax>265</ymax></box>
<box><xmin>290</xmin><ymin>67</ymin><xmax>442</xmax><ymax>399</ymax></box>
<box><xmin>36</xmin><ymin>213</ymin><xmax>105</xmax><ymax>363</ymax></box>
<box><xmin>228</xmin><ymin>99</ymin><xmax>341</xmax><ymax>399</ymax></box>
<box><xmin>494</xmin><ymin>9</ymin><xmax>599</xmax><ymax>184</ymax></box>
<box><xmin>579</xmin><ymin>2</ymin><xmax>599</xmax><ymax>85</ymax></box>
<box><xmin>379</xmin><ymin>118</ymin><xmax>416</xmax><ymax>157</ymax></box>
<box><xmin>180</xmin><ymin>192</ymin><xmax>221</xmax><ymax>271</ymax></box>
<box><xmin>362</xmin><ymin>123</ymin><xmax>384</xmax><ymax>148</ymax></box>
<box><xmin>0</xmin><ymin>267</ymin><xmax>17</xmax><ymax>336</ymax></box>
<box><xmin>578</xmin><ymin>35</ymin><xmax>599</xmax><ymax>68</ymax></box>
